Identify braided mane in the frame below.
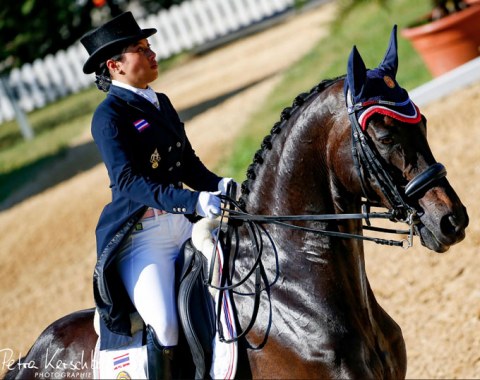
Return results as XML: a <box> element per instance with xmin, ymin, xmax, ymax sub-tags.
<box><xmin>238</xmin><ymin>76</ymin><xmax>345</xmax><ymax>210</ymax></box>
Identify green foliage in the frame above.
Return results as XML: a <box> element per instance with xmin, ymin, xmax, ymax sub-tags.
<box><xmin>0</xmin><ymin>0</ymin><xmax>93</xmax><ymax>73</ymax></box>
<box><xmin>0</xmin><ymin>0</ymin><xmax>189</xmax><ymax>74</ymax></box>
<box><xmin>217</xmin><ymin>0</ymin><xmax>432</xmax><ymax>181</ymax></box>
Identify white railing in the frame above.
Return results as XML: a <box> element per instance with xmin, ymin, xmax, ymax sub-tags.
<box><xmin>0</xmin><ymin>0</ymin><xmax>296</xmax><ymax>124</ymax></box>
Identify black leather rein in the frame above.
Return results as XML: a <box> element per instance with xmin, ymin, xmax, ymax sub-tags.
<box><xmin>223</xmin><ymin>205</ymin><xmax>413</xmax><ymax>248</ymax></box>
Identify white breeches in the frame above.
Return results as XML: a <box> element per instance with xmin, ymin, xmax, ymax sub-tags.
<box><xmin>115</xmin><ymin>211</ymin><xmax>193</xmax><ymax>346</ymax></box>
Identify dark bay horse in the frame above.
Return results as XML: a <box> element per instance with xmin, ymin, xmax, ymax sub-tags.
<box><xmin>4</xmin><ymin>28</ymin><xmax>468</xmax><ymax>380</ymax></box>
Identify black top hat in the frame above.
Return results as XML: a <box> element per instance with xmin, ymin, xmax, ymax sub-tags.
<box><xmin>80</xmin><ymin>12</ymin><xmax>157</xmax><ymax>74</ymax></box>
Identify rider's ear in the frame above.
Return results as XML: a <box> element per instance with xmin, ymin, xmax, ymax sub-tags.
<box><xmin>347</xmin><ymin>45</ymin><xmax>367</xmax><ymax>100</ymax></box>
<box><xmin>378</xmin><ymin>25</ymin><xmax>399</xmax><ymax>78</ymax></box>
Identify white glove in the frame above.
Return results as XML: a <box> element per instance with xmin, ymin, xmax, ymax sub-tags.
<box><xmin>218</xmin><ymin>177</ymin><xmax>238</xmax><ymax>196</ymax></box>
<box><xmin>196</xmin><ymin>191</ymin><xmax>221</xmax><ymax>219</ymax></box>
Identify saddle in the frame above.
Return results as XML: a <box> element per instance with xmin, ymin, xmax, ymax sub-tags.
<box><xmin>93</xmin><ymin>218</ymin><xmax>237</xmax><ymax>380</ymax></box>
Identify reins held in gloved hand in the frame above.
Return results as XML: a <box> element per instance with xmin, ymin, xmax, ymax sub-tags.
<box><xmin>218</xmin><ymin>177</ymin><xmax>240</xmax><ymax>199</ymax></box>
<box><xmin>196</xmin><ymin>191</ymin><xmax>221</xmax><ymax>219</ymax></box>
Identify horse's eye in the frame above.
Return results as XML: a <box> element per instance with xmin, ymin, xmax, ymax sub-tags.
<box><xmin>379</xmin><ymin>137</ymin><xmax>394</xmax><ymax>145</ymax></box>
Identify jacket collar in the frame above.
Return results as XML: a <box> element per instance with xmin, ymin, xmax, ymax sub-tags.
<box><xmin>109</xmin><ymin>84</ymin><xmax>159</xmax><ymax>114</ymax></box>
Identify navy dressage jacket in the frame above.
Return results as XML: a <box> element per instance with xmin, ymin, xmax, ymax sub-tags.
<box><xmin>91</xmin><ymin>85</ymin><xmax>221</xmax><ymax>349</ymax></box>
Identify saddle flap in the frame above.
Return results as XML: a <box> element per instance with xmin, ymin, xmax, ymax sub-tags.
<box><xmin>176</xmin><ymin>239</ymin><xmax>216</xmax><ymax>379</ymax></box>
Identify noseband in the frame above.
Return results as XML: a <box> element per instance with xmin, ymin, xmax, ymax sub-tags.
<box><xmin>404</xmin><ymin>162</ymin><xmax>446</xmax><ymax>198</ymax></box>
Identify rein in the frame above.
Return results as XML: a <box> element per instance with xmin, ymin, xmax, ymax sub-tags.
<box><xmin>223</xmin><ymin>204</ymin><xmax>416</xmax><ymax>248</ymax></box>
<box><xmin>347</xmin><ymin>97</ymin><xmax>447</xmax><ymax>235</ymax></box>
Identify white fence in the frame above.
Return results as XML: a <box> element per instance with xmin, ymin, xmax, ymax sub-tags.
<box><xmin>0</xmin><ymin>0</ymin><xmax>296</xmax><ymax>124</ymax></box>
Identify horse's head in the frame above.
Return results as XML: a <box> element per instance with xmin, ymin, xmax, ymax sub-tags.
<box><xmin>342</xmin><ymin>26</ymin><xmax>468</xmax><ymax>253</ymax></box>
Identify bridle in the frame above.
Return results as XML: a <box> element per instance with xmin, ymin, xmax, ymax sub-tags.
<box><xmin>347</xmin><ymin>96</ymin><xmax>447</xmax><ymax>246</ymax></box>
<box><xmin>220</xmin><ymin>99</ymin><xmax>448</xmax><ymax>249</ymax></box>
<box><xmin>207</xmin><ymin>95</ymin><xmax>448</xmax><ymax>345</ymax></box>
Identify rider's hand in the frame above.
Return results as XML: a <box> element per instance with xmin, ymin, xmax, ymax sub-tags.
<box><xmin>195</xmin><ymin>191</ymin><xmax>221</xmax><ymax>219</ymax></box>
<box><xmin>217</xmin><ymin>177</ymin><xmax>233</xmax><ymax>195</ymax></box>
<box><xmin>218</xmin><ymin>177</ymin><xmax>240</xmax><ymax>197</ymax></box>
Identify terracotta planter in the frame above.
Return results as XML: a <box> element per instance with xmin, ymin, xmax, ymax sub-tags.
<box><xmin>401</xmin><ymin>3</ymin><xmax>480</xmax><ymax>77</ymax></box>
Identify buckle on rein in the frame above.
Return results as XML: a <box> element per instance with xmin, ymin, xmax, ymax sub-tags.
<box><xmin>392</xmin><ymin>207</ymin><xmax>419</xmax><ymax>250</ymax></box>
<box><xmin>361</xmin><ymin>203</ymin><xmax>419</xmax><ymax>249</ymax></box>
<box><xmin>402</xmin><ymin>209</ymin><xmax>418</xmax><ymax>249</ymax></box>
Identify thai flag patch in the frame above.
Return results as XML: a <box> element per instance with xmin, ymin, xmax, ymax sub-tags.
<box><xmin>133</xmin><ymin>119</ymin><xmax>150</xmax><ymax>132</ymax></box>
<box><xmin>113</xmin><ymin>352</ymin><xmax>130</xmax><ymax>370</ymax></box>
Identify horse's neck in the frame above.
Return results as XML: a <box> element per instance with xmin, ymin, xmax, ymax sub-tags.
<box><xmin>242</xmin><ymin>93</ymin><xmax>373</xmax><ymax>318</ymax></box>
<box><xmin>246</xmin><ymin>92</ymin><xmax>360</xmax><ymax>225</ymax></box>
<box><xmin>246</xmin><ymin>109</ymin><xmax>332</xmax><ymax>216</ymax></box>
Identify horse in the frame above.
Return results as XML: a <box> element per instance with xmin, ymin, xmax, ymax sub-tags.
<box><xmin>3</xmin><ymin>27</ymin><xmax>468</xmax><ymax>380</ymax></box>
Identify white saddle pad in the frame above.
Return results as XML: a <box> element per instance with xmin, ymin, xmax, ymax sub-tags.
<box><xmin>93</xmin><ymin>330</ymin><xmax>147</xmax><ymax>379</ymax></box>
<box><xmin>203</xmin><ymin>225</ymin><xmax>238</xmax><ymax>379</ymax></box>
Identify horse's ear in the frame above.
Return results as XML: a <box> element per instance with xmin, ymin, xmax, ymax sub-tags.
<box><xmin>379</xmin><ymin>25</ymin><xmax>399</xmax><ymax>77</ymax></box>
<box><xmin>347</xmin><ymin>45</ymin><xmax>367</xmax><ymax>99</ymax></box>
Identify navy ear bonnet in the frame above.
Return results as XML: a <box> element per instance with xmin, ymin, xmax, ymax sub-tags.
<box><xmin>344</xmin><ymin>25</ymin><xmax>421</xmax><ymax>129</ymax></box>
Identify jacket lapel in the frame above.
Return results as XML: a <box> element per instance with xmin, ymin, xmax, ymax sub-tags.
<box><xmin>109</xmin><ymin>85</ymin><xmax>182</xmax><ymax>139</ymax></box>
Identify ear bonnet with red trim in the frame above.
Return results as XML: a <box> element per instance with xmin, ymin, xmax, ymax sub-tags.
<box><xmin>344</xmin><ymin>25</ymin><xmax>421</xmax><ymax>130</ymax></box>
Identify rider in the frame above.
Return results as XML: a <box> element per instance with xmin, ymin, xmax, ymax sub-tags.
<box><xmin>80</xmin><ymin>11</ymin><xmax>233</xmax><ymax>379</ymax></box>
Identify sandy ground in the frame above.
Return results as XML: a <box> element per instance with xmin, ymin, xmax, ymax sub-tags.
<box><xmin>1</xmin><ymin>2</ymin><xmax>479</xmax><ymax>379</ymax></box>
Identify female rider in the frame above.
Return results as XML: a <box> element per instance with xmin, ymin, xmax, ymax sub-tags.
<box><xmin>80</xmin><ymin>11</ymin><xmax>232</xmax><ymax>379</ymax></box>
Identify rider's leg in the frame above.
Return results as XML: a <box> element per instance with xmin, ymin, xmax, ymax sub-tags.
<box><xmin>116</xmin><ymin>213</ymin><xmax>193</xmax><ymax>378</ymax></box>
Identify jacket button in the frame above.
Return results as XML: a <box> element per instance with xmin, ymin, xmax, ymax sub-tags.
<box><xmin>178</xmin><ymin>181</ymin><xmax>182</xmax><ymax>187</ymax></box>
<box><xmin>168</xmin><ymin>167</ymin><xmax>173</xmax><ymax>171</ymax></box>
<box><xmin>182</xmin><ymin>208</ymin><xmax>187</xmax><ymax>212</ymax></box>
<box><xmin>176</xmin><ymin>162</ymin><xmax>181</xmax><ymax>167</ymax></box>
<box><xmin>176</xmin><ymin>142</ymin><xmax>181</xmax><ymax>147</ymax></box>
<box><xmin>168</xmin><ymin>146</ymin><xmax>172</xmax><ymax>152</ymax></box>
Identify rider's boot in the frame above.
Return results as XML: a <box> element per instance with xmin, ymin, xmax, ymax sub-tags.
<box><xmin>146</xmin><ymin>325</ymin><xmax>175</xmax><ymax>380</ymax></box>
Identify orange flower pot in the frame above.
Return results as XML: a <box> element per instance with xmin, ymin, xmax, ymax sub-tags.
<box><xmin>401</xmin><ymin>3</ymin><xmax>480</xmax><ymax>77</ymax></box>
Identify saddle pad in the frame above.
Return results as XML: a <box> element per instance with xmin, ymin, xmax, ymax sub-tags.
<box><xmin>209</xmin><ymin>227</ymin><xmax>238</xmax><ymax>379</ymax></box>
<box><xmin>93</xmin><ymin>330</ymin><xmax>147</xmax><ymax>379</ymax></box>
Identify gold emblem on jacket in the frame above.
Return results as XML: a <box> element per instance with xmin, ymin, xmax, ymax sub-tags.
<box><xmin>150</xmin><ymin>148</ymin><xmax>161</xmax><ymax>169</ymax></box>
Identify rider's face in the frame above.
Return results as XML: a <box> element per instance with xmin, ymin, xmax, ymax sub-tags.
<box><xmin>108</xmin><ymin>39</ymin><xmax>158</xmax><ymax>89</ymax></box>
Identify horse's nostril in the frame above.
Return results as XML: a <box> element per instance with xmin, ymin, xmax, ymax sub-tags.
<box><xmin>450</xmin><ymin>215</ymin><xmax>462</xmax><ymax>233</ymax></box>
<box><xmin>441</xmin><ymin>212</ymin><xmax>466</xmax><ymax>237</ymax></box>
<box><xmin>440</xmin><ymin>214</ymin><xmax>458</xmax><ymax>236</ymax></box>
